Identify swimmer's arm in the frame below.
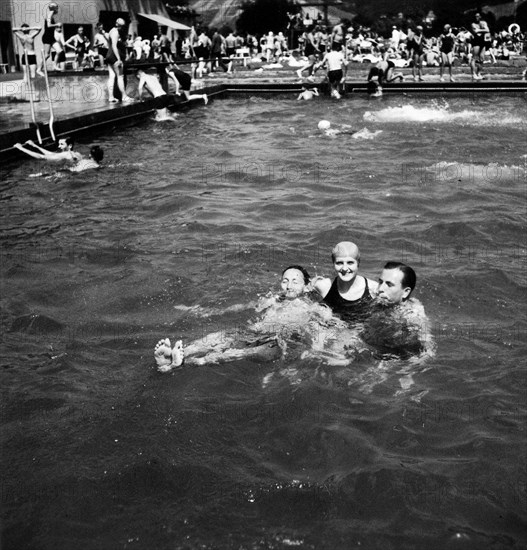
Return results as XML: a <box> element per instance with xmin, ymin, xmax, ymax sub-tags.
<box><xmin>13</xmin><ymin>143</ymin><xmax>46</xmax><ymax>159</ymax></box>
<box><xmin>311</xmin><ymin>276</ymin><xmax>332</xmax><ymax>297</ymax></box>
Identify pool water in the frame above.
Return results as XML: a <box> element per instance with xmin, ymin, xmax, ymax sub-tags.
<box><xmin>1</xmin><ymin>94</ymin><xmax>526</xmax><ymax>549</ymax></box>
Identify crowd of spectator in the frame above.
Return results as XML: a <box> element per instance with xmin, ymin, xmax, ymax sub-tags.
<box><xmin>22</xmin><ymin>3</ymin><xmax>526</xmax><ymax>78</ymax></box>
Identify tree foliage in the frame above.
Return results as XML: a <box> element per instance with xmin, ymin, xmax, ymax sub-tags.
<box><xmin>236</xmin><ymin>0</ymin><xmax>299</xmax><ymax>35</ymax></box>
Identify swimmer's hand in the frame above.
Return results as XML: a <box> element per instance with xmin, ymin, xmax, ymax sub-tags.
<box><xmin>154</xmin><ymin>338</ymin><xmax>184</xmax><ymax>372</ymax></box>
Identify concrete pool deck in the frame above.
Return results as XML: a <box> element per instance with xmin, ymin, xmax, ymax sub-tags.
<box><xmin>1</xmin><ymin>60</ymin><xmax>526</xmax><ymax>161</ymax></box>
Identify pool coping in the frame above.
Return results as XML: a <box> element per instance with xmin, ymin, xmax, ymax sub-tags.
<box><xmin>1</xmin><ymin>80</ymin><xmax>526</xmax><ymax>162</ymax></box>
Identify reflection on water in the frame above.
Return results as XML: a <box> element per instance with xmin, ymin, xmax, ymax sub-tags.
<box><xmin>1</xmin><ymin>95</ymin><xmax>526</xmax><ymax>549</ymax></box>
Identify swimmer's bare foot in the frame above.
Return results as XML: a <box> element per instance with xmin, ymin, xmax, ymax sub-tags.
<box><xmin>154</xmin><ymin>338</ymin><xmax>184</xmax><ymax>372</ymax></box>
<box><xmin>108</xmin><ymin>97</ymin><xmax>118</xmax><ymax>103</ymax></box>
<box><xmin>203</xmin><ymin>94</ymin><xmax>208</xmax><ymax>105</ymax></box>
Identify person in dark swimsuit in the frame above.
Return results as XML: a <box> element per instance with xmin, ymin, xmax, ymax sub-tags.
<box><xmin>38</xmin><ymin>2</ymin><xmax>59</xmax><ymax>75</ymax></box>
<box><xmin>106</xmin><ymin>18</ymin><xmax>133</xmax><ymax>103</ymax></box>
<box><xmin>408</xmin><ymin>25</ymin><xmax>426</xmax><ymax>81</ymax></box>
<box><xmin>470</xmin><ymin>13</ymin><xmax>489</xmax><ymax>80</ymax></box>
<box><xmin>312</xmin><ymin>241</ymin><xmax>378</xmax><ymax>323</ymax></box>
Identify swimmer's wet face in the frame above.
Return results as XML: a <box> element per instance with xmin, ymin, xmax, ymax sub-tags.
<box><xmin>58</xmin><ymin>138</ymin><xmax>72</xmax><ymax>151</ymax></box>
<box><xmin>280</xmin><ymin>268</ymin><xmax>307</xmax><ymax>299</ymax></box>
<box><xmin>331</xmin><ymin>241</ymin><xmax>360</xmax><ymax>283</ymax></box>
<box><xmin>333</xmin><ymin>255</ymin><xmax>359</xmax><ymax>283</ymax></box>
<box><xmin>376</xmin><ymin>268</ymin><xmax>411</xmax><ymax>304</ymax></box>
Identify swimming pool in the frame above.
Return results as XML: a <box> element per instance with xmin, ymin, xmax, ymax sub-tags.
<box><xmin>1</xmin><ymin>94</ymin><xmax>526</xmax><ymax>549</ymax></box>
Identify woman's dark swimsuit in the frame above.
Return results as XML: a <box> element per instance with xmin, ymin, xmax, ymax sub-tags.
<box><xmin>42</xmin><ymin>14</ymin><xmax>55</xmax><ymax>45</ymax></box>
<box><xmin>323</xmin><ymin>276</ymin><xmax>373</xmax><ymax>322</ymax></box>
<box><xmin>106</xmin><ymin>31</ymin><xmax>126</xmax><ymax>65</ymax></box>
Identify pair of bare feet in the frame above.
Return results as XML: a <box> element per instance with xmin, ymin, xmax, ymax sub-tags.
<box><xmin>154</xmin><ymin>338</ymin><xmax>184</xmax><ymax>372</ymax></box>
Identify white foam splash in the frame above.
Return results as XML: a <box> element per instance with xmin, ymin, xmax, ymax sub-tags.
<box><xmin>352</xmin><ymin>127</ymin><xmax>383</xmax><ymax>139</ymax></box>
<box><xmin>363</xmin><ymin>104</ymin><xmax>525</xmax><ymax>125</ymax></box>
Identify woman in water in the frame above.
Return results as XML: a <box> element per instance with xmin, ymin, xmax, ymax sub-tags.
<box><xmin>312</xmin><ymin>241</ymin><xmax>378</xmax><ymax>323</ymax></box>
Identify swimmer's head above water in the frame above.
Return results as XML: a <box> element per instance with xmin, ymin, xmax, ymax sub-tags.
<box><xmin>89</xmin><ymin>145</ymin><xmax>103</xmax><ymax>162</ymax></box>
<box><xmin>376</xmin><ymin>261</ymin><xmax>416</xmax><ymax>305</ymax></box>
<box><xmin>58</xmin><ymin>137</ymin><xmax>74</xmax><ymax>151</ymax></box>
<box><xmin>331</xmin><ymin>241</ymin><xmax>360</xmax><ymax>283</ymax></box>
<box><xmin>280</xmin><ymin>265</ymin><xmax>310</xmax><ymax>299</ymax></box>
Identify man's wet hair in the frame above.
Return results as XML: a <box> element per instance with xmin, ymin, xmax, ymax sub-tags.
<box><xmin>90</xmin><ymin>145</ymin><xmax>103</xmax><ymax>162</ymax></box>
<box><xmin>383</xmin><ymin>261</ymin><xmax>416</xmax><ymax>295</ymax></box>
<box><xmin>60</xmin><ymin>137</ymin><xmax>74</xmax><ymax>148</ymax></box>
<box><xmin>282</xmin><ymin>265</ymin><xmax>310</xmax><ymax>285</ymax></box>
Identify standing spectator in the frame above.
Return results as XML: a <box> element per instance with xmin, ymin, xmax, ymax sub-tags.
<box><xmin>13</xmin><ymin>24</ymin><xmax>41</xmax><ymax>82</ymax></box>
<box><xmin>296</xmin><ymin>26</ymin><xmax>319</xmax><ymax>81</ymax></box>
<box><xmin>210</xmin><ymin>29</ymin><xmax>232</xmax><ymax>73</ymax></box>
<box><xmin>158</xmin><ymin>27</ymin><xmax>174</xmax><ymax>62</ymax></box>
<box><xmin>52</xmin><ymin>23</ymin><xmax>66</xmax><ymax>71</ymax></box>
<box><xmin>106</xmin><ymin>18</ymin><xmax>133</xmax><ymax>103</ymax></box>
<box><xmin>439</xmin><ymin>25</ymin><xmax>455</xmax><ymax>81</ymax></box>
<box><xmin>65</xmin><ymin>26</ymin><xmax>90</xmax><ymax>69</ymax></box>
<box><xmin>408</xmin><ymin>25</ymin><xmax>425</xmax><ymax>81</ymax></box>
<box><xmin>225</xmin><ymin>30</ymin><xmax>237</xmax><ymax>59</ymax></box>
<box><xmin>37</xmin><ymin>2</ymin><xmax>59</xmax><ymax>75</ymax></box>
<box><xmin>470</xmin><ymin>12</ymin><xmax>490</xmax><ymax>79</ymax></box>
<box><xmin>93</xmin><ymin>23</ymin><xmax>109</xmax><ymax>69</ymax></box>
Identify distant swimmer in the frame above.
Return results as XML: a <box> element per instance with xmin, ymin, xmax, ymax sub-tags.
<box><xmin>317</xmin><ymin>120</ymin><xmax>357</xmax><ymax>138</ymax></box>
<box><xmin>154</xmin><ymin>265</ymin><xmax>337</xmax><ymax>371</ymax></box>
<box><xmin>136</xmin><ymin>68</ymin><xmax>176</xmax><ymax>121</ymax></box>
<box><xmin>14</xmin><ymin>137</ymin><xmax>83</xmax><ymax>163</ymax></box>
<box><xmin>166</xmin><ymin>63</ymin><xmax>208</xmax><ymax>104</ymax></box>
<box><xmin>297</xmin><ymin>87</ymin><xmax>319</xmax><ymax>100</ymax></box>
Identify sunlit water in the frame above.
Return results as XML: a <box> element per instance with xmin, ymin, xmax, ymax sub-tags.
<box><xmin>1</xmin><ymin>94</ymin><xmax>526</xmax><ymax>549</ymax></box>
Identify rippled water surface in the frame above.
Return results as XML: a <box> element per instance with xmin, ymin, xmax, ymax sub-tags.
<box><xmin>1</xmin><ymin>94</ymin><xmax>526</xmax><ymax>550</ymax></box>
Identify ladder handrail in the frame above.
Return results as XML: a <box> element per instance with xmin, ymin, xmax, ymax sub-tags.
<box><xmin>41</xmin><ymin>48</ymin><xmax>56</xmax><ymax>142</ymax></box>
<box><xmin>23</xmin><ymin>48</ymin><xmax>42</xmax><ymax>144</ymax></box>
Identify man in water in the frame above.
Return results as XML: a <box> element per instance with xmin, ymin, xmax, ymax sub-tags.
<box><xmin>297</xmin><ymin>87</ymin><xmax>319</xmax><ymax>100</ymax></box>
<box><xmin>153</xmin><ymin>265</ymin><xmax>335</xmax><ymax>371</ymax></box>
<box><xmin>361</xmin><ymin>261</ymin><xmax>433</xmax><ymax>358</ymax></box>
<box><xmin>14</xmin><ymin>137</ymin><xmax>82</xmax><ymax>162</ymax></box>
<box><xmin>136</xmin><ymin>68</ymin><xmax>176</xmax><ymax>121</ymax></box>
